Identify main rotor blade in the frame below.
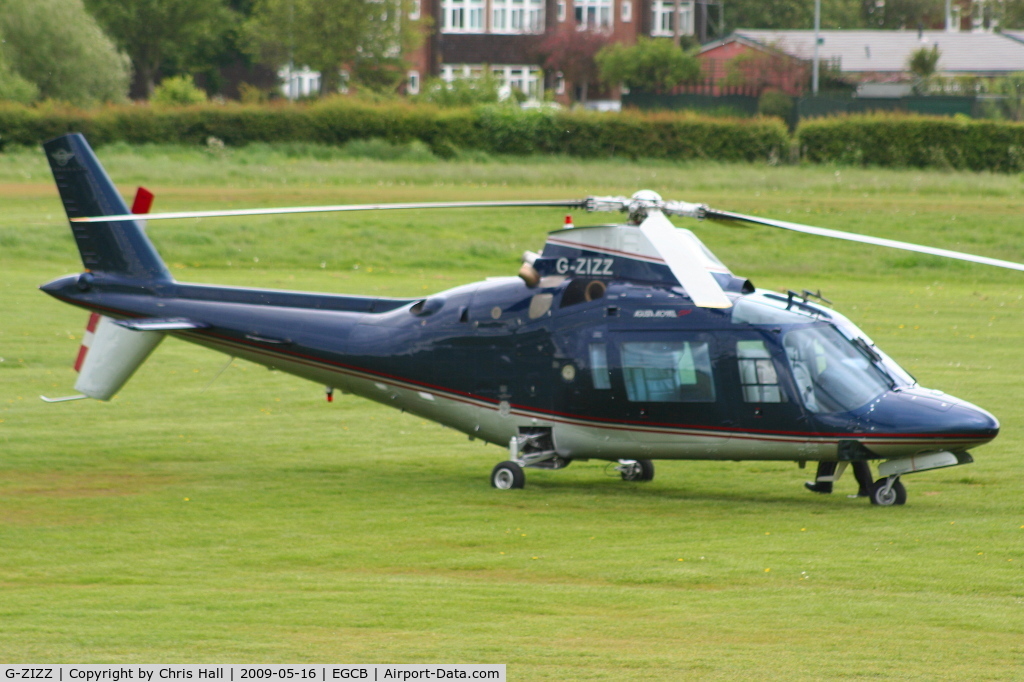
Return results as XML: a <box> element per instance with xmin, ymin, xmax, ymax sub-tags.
<box><xmin>640</xmin><ymin>212</ymin><xmax>732</xmax><ymax>308</ymax></box>
<box><xmin>706</xmin><ymin>209</ymin><xmax>1024</xmax><ymax>272</ymax></box>
<box><xmin>69</xmin><ymin>199</ymin><xmax>588</xmax><ymax>224</ymax></box>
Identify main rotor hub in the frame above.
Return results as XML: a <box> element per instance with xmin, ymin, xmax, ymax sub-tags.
<box><xmin>584</xmin><ymin>190</ymin><xmax>707</xmax><ymax>225</ymax></box>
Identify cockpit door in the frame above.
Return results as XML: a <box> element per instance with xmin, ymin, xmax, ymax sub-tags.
<box><xmin>722</xmin><ymin>332</ymin><xmax>810</xmax><ymax>434</ymax></box>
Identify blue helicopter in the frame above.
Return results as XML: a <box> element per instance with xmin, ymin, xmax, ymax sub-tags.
<box><xmin>41</xmin><ymin>133</ymin><xmax>1021</xmax><ymax>506</ymax></box>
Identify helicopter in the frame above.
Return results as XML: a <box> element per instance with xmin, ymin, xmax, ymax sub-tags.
<box><xmin>38</xmin><ymin>133</ymin><xmax>1022</xmax><ymax>507</ymax></box>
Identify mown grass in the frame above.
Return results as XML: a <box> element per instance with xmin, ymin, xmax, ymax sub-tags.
<box><xmin>1</xmin><ymin>145</ymin><xmax>1023</xmax><ymax>677</ymax></box>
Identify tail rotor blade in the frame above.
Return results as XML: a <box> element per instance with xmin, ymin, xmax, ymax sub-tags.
<box><xmin>706</xmin><ymin>209</ymin><xmax>1024</xmax><ymax>273</ymax></box>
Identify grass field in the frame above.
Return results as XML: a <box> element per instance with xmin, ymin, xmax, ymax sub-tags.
<box><xmin>2</xmin><ymin>144</ymin><xmax>1023</xmax><ymax>678</ymax></box>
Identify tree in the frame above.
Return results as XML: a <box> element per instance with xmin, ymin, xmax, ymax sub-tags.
<box><xmin>0</xmin><ymin>0</ymin><xmax>129</xmax><ymax>104</ymax></box>
<box><xmin>723</xmin><ymin>0</ymin><xmax>863</xmax><ymax>32</ymax></box>
<box><xmin>596</xmin><ymin>38</ymin><xmax>701</xmax><ymax>93</ymax></box>
<box><xmin>1004</xmin><ymin>0</ymin><xmax>1024</xmax><ymax>28</ymax></box>
<box><xmin>723</xmin><ymin>47</ymin><xmax>809</xmax><ymax>96</ymax></box>
<box><xmin>908</xmin><ymin>44</ymin><xmax>940</xmax><ymax>78</ymax></box>
<box><xmin>0</xmin><ymin>28</ymin><xmax>38</xmax><ymax>104</ymax></box>
<box><xmin>983</xmin><ymin>73</ymin><xmax>1024</xmax><ymax>121</ymax></box>
<box><xmin>245</xmin><ymin>0</ymin><xmax>418</xmax><ymax>96</ymax></box>
<box><xmin>862</xmin><ymin>0</ymin><xmax>945</xmax><ymax>29</ymax></box>
<box><xmin>537</xmin><ymin>27</ymin><xmax>612</xmax><ymax>104</ymax></box>
<box><xmin>84</xmin><ymin>0</ymin><xmax>237</xmax><ymax>98</ymax></box>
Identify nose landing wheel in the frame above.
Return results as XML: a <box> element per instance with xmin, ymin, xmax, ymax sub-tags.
<box><xmin>868</xmin><ymin>476</ymin><xmax>907</xmax><ymax>506</ymax></box>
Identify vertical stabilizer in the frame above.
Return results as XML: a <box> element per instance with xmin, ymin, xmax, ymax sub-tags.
<box><xmin>44</xmin><ymin>134</ymin><xmax>172</xmax><ymax>281</ymax></box>
<box><xmin>74</xmin><ymin>315</ymin><xmax>165</xmax><ymax>400</ymax></box>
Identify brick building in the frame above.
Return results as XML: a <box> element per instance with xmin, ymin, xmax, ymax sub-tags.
<box><xmin>404</xmin><ymin>0</ymin><xmax>720</xmax><ymax>103</ymax></box>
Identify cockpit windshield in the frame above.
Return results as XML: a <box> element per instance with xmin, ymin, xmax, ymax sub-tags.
<box><xmin>783</xmin><ymin>326</ymin><xmax>892</xmax><ymax>414</ymax></box>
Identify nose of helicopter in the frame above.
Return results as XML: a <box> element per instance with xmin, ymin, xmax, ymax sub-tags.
<box><xmin>859</xmin><ymin>388</ymin><xmax>1000</xmax><ymax>451</ymax></box>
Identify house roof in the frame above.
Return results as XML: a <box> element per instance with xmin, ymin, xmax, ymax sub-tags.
<box><xmin>717</xmin><ymin>30</ymin><xmax>1024</xmax><ymax>76</ymax></box>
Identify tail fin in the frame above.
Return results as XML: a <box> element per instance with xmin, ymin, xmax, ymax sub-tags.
<box><xmin>44</xmin><ymin>133</ymin><xmax>172</xmax><ymax>281</ymax></box>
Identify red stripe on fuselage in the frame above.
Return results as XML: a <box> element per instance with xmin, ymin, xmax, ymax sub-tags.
<box><xmin>50</xmin><ymin>293</ymin><xmax>989</xmax><ymax>445</ymax></box>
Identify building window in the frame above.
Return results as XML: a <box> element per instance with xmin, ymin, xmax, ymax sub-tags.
<box><xmin>558</xmin><ymin>0</ymin><xmax>566</xmax><ymax>21</ymax></box>
<box><xmin>410</xmin><ymin>0</ymin><xmax>421</xmax><ymax>19</ymax></box>
<box><xmin>407</xmin><ymin>70</ymin><xmax>420</xmax><ymax>95</ymax></box>
<box><xmin>442</xmin><ymin>64</ymin><xmax>543</xmax><ymax>100</ymax></box>
<box><xmin>492</xmin><ymin>0</ymin><xmax>544</xmax><ymax>33</ymax></box>
<box><xmin>575</xmin><ymin>0</ymin><xmax>613</xmax><ymax>29</ymax></box>
<box><xmin>621</xmin><ymin>0</ymin><xmax>632</xmax><ymax>22</ymax></box>
<box><xmin>491</xmin><ymin>64</ymin><xmax>543</xmax><ymax>100</ymax></box>
<box><xmin>651</xmin><ymin>0</ymin><xmax>694</xmax><ymax>36</ymax></box>
<box><xmin>555</xmin><ymin>71</ymin><xmax>565</xmax><ymax>94</ymax></box>
<box><xmin>443</xmin><ymin>0</ymin><xmax>484</xmax><ymax>32</ymax></box>
<box><xmin>441</xmin><ymin>64</ymin><xmax>485</xmax><ymax>82</ymax></box>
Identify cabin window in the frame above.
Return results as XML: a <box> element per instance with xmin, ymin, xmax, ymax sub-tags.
<box><xmin>589</xmin><ymin>343</ymin><xmax>611</xmax><ymax>389</ymax></box>
<box><xmin>621</xmin><ymin>340</ymin><xmax>715</xmax><ymax>403</ymax></box>
<box><xmin>737</xmin><ymin>340</ymin><xmax>785</xmax><ymax>403</ymax></box>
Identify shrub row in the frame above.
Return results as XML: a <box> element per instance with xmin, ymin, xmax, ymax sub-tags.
<box><xmin>4</xmin><ymin>102</ymin><xmax>1024</xmax><ymax>171</ymax></box>
<box><xmin>0</xmin><ymin>100</ymin><xmax>787</xmax><ymax>163</ymax></box>
<box><xmin>797</xmin><ymin>113</ymin><xmax>1024</xmax><ymax>172</ymax></box>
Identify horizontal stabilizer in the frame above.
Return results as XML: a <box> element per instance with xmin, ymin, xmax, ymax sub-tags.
<box><xmin>115</xmin><ymin>317</ymin><xmax>208</xmax><ymax>332</ymax></box>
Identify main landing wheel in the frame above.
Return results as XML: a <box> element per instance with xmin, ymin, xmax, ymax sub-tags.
<box><xmin>868</xmin><ymin>477</ymin><xmax>907</xmax><ymax>506</ymax></box>
<box><xmin>491</xmin><ymin>461</ymin><xmax>525</xmax><ymax>490</ymax></box>
<box><xmin>619</xmin><ymin>459</ymin><xmax>655</xmax><ymax>482</ymax></box>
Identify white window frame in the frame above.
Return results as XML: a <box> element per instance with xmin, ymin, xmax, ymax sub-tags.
<box><xmin>557</xmin><ymin>1</ymin><xmax>566</xmax><ymax>21</ymax></box>
<box><xmin>575</xmin><ymin>0</ymin><xmax>613</xmax><ymax>30</ymax></box>
<box><xmin>651</xmin><ymin>0</ymin><xmax>694</xmax><ymax>37</ymax></box>
<box><xmin>491</xmin><ymin>64</ymin><xmax>543</xmax><ymax>101</ymax></box>
<box><xmin>407</xmin><ymin>70</ymin><xmax>420</xmax><ymax>95</ymax></box>
<box><xmin>492</xmin><ymin>0</ymin><xmax>544</xmax><ymax>34</ymax></box>
<box><xmin>441</xmin><ymin>64</ymin><xmax>483</xmax><ymax>82</ymax></box>
<box><xmin>410</xmin><ymin>0</ymin><xmax>421</xmax><ymax>20</ymax></box>
<box><xmin>621</xmin><ymin>0</ymin><xmax>632</xmax><ymax>22</ymax></box>
<box><xmin>443</xmin><ymin>63</ymin><xmax>542</xmax><ymax>101</ymax></box>
<box><xmin>442</xmin><ymin>0</ymin><xmax>485</xmax><ymax>32</ymax></box>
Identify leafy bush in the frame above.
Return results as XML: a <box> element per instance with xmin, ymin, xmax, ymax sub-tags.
<box><xmin>0</xmin><ymin>98</ymin><xmax>780</xmax><ymax>164</ymax></box>
<box><xmin>416</xmin><ymin>74</ymin><xmax>501</xmax><ymax>107</ymax></box>
<box><xmin>597</xmin><ymin>38</ymin><xmax>702</xmax><ymax>93</ymax></box>
<box><xmin>757</xmin><ymin>89</ymin><xmax>793</xmax><ymax>120</ymax></box>
<box><xmin>797</xmin><ymin>113</ymin><xmax>1024</xmax><ymax>172</ymax></box>
<box><xmin>151</xmin><ymin>76</ymin><xmax>208</xmax><ymax>107</ymax></box>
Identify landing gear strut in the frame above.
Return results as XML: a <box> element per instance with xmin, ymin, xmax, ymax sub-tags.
<box><xmin>491</xmin><ymin>429</ymin><xmax>565</xmax><ymax>490</ymax></box>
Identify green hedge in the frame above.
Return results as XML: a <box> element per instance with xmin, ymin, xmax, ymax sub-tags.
<box><xmin>0</xmin><ymin>100</ymin><xmax>788</xmax><ymax>163</ymax></box>
<box><xmin>797</xmin><ymin>113</ymin><xmax>1024</xmax><ymax>172</ymax></box>
<box><xmin>9</xmin><ymin>102</ymin><xmax>1024</xmax><ymax>171</ymax></box>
